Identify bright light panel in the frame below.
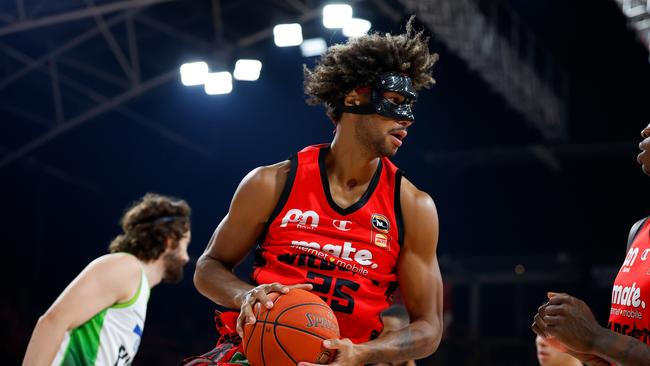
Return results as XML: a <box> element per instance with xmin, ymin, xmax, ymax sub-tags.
<box><xmin>300</xmin><ymin>38</ymin><xmax>327</xmax><ymax>57</ymax></box>
<box><xmin>180</xmin><ymin>61</ymin><xmax>209</xmax><ymax>86</ymax></box>
<box><xmin>323</xmin><ymin>4</ymin><xmax>353</xmax><ymax>29</ymax></box>
<box><xmin>342</xmin><ymin>18</ymin><xmax>371</xmax><ymax>38</ymax></box>
<box><xmin>273</xmin><ymin>23</ymin><xmax>303</xmax><ymax>47</ymax></box>
<box><xmin>233</xmin><ymin>59</ymin><xmax>262</xmax><ymax>81</ymax></box>
<box><xmin>204</xmin><ymin>72</ymin><xmax>232</xmax><ymax>95</ymax></box>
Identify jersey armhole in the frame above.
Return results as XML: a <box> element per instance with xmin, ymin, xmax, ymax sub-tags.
<box><xmin>111</xmin><ymin>267</ymin><xmax>144</xmax><ymax>309</ymax></box>
<box><xmin>257</xmin><ymin>154</ymin><xmax>298</xmax><ymax>242</ymax></box>
<box><xmin>395</xmin><ymin>170</ymin><xmax>404</xmax><ymax>247</ymax></box>
<box><xmin>627</xmin><ymin>216</ymin><xmax>649</xmax><ymax>251</ymax></box>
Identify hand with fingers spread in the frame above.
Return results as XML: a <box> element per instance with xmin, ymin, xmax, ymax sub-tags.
<box><xmin>235</xmin><ymin>282</ymin><xmax>313</xmax><ymax>338</ymax></box>
<box><xmin>532</xmin><ymin>292</ymin><xmax>604</xmax><ymax>354</ymax></box>
<box><xmin>297</xmin><ymin>338</ymin><xmax>362</xmax><ymax>366</ymax></box>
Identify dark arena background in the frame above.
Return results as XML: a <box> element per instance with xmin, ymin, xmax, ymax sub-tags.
<box><xmin>2</xmin><ymin>0</ymin><xmax>650</xmax><ymax>365</ymax></box>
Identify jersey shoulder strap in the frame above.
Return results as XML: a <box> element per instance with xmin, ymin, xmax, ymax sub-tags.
<box><xmin>627</xmin><ymin>216</ymin><xmax>649</xmax><ymax>251</ymax></box>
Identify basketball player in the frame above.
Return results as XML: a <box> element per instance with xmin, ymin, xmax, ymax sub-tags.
<box><xmin>192</xmin><ymin>18</ymin><xmax>443</xmax><ymax>366</ymax></box>
<box><xmin>23</xmin><ymin>193</ymin><xmax>191</xmax><ymax>365</ymax></box>
<box><xmin>532</xmin><ymin>123</ymin><xmax>650</xmax><ymax>365</ymax></box>
<box><xmin>535</xmin><ymin>335</ymin><xmax>581</xmax><ymax>366</ymax></box>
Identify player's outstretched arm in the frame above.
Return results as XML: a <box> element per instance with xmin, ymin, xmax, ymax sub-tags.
<box><xmin>23</xmin><ymin>254</ymin><xmax>141</xmax><ymax>366</ymax></box>
<box><xmin>534</xmin><ymin>292</ymin><xmax>650</xmax><ymax>366</ymax></box>
<box><xmin>300</xmin><ymin>179</ymin><xmax>443</xmax><ymax>366</ymax></box>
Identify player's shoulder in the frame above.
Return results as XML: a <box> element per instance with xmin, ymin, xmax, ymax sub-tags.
<box><xmin>242</xmin><ymin>160</ymin><xmax>291</xmax><ymax>192</ymax></box>
<box><xmin>399</xmin><ymin>176</ymin><xmax>436</xmax><ymax>213</ymax></box>
<box><xmin>399</xmin><ymin>177</ymin><xmax>439</xmax><ymax>250</ymax></box>
<box><xmin>87</xmin><ymin>253</ymin><xmax>141</xmax><ymax>278</ymax></box>
<box><xmin>252</xmin><ymin>160</ymin><xmax>292</xmax><ymax>180</ymax></box>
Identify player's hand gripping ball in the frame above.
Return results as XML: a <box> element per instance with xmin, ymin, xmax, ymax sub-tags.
<box><xmin>243</xmin><ymin>289</ymin><xmax>340</xmax><ymax>366</ymax></box>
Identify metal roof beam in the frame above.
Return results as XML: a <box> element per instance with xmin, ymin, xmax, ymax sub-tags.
<box><xmin>0</xmin><ymin>0</ymin><xmax>178</xmax><ymax>37</ymax></box>
<box><xmin>0</xmin><ymin>11</ymin><xmax>130</xmax><ymax>91</ymax></box>
<box><xmin>0</xmin><ymin>69</ymin><xmax>177</xmax><ymax>169</ymax></box>
<box><xmin>398</xmin><ymin>0</ymin><xmax>567</xmax><ymax>140</ymax></box>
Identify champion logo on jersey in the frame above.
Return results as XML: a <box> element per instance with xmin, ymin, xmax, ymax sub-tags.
<box><xmin>333</xmin><ymin>220</ymin><xmax>352</xmax><ymax>231</ymax></box>
<box><xmin>371</xmin><ymin>214</ymin><xmax>390</xmax><ymax>233</ymax></box>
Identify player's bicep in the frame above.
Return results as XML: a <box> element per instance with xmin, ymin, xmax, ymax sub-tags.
<box><xmin>205</xmin><ymin>213</ymin><xmax>263</xmax><ymax>268</ymax></box>
<box><xmin>45</xmin><ymin>255</ymin><xmax>139</xmax><ymax>330</ymax></box>
<box><xmin>204</xmin><ymin>164</ymin><xmax>287</xmax><ymax>267</ymax></box>
<box><xmin>397</xmin><ymin>246</ymin><xmax>443</xmax><ymax>324</ymax></box>
<box><xmin>397</xmin><ymin>185</ymin><xmax>442</xmax><ymax>324</ymax></box>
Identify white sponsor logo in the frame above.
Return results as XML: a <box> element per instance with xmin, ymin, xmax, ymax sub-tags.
<box><xmin>333</xmin><ymin>220</ymin><xmax>351</xmax><ymax>231</ymax></box>
<box><xmin>610</xmin><ymin>307</ymin><xmax>643</xmax><ymax>320</ymax></box>
<box><xmin>280</xmin><ymin>209</ymin><xmax>319</xmax><ymax>230</ymax></box>
<box><xmin>641</xmin><ymin>249</ymin><xmax>650</xmax><ymax>262</ymax></box>
<box><xmin>290</xmin><ymin>239</ymin><xmax>376</xmax><ymax>268</ymax></box>
<box><xmin>611</xmin><ymin>282</ymin><xmax>646</xmax><ymax>309</ymax></box>
<box><xmin>621</xmin><ymin>247</ymin><xmax>639</xmax><ymax>273</ymax></box>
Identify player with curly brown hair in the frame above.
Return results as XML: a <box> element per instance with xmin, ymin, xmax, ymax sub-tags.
<box><xmin>23</xmin><ymin>193</ymin><xmax>192</xmax><ymax>365</ymax></box>
<box><xmin>191</xmin><ymin>18</ymin><xmax>443</xmax><ymax>366</ymax></box>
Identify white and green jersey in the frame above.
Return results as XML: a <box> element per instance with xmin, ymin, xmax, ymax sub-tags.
<box><xmin>52</xmin><ymin>265</ymin><xmax>150</xmax><ymax>366</ymax></box>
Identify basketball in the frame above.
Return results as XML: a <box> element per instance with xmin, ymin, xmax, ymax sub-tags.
<box><xmin>243</xmin><ymin>289</ymin><xmax>340</xmax><ymax>366</ymax></box>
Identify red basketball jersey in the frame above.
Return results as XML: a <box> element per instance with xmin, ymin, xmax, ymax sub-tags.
<box><xmin>252</xmin><ymin>144</ymin><xmax>403</xmax><ymax>343</ymax></box>
<box><xmin>607</xmin><ymin>219</ymin><xmax>650</xmax><ymax>346</ymax></box>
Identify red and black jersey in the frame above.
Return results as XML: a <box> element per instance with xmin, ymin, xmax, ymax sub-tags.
<box><xmin>251</xmin><ymin>144</ymin><xmax>404</xmax><ymax>343</ymax></box>
<box><xmin>607</xmin><ymin>219</ymin><xmax>650</xmax><ymax>347</ymax></box>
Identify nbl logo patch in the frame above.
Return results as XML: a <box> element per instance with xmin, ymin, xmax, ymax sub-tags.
<box><xmin>371</xmin><ymin>214</ymin><xmax>390</xmax><ymax>233</ymax></box>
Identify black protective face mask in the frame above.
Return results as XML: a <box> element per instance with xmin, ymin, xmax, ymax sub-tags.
<box><xmin>341</xmin><ymin>72</ymin><xmax>418</xmax><ymax>121</ymax></box>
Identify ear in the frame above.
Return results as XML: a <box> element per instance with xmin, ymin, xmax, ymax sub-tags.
<box><xmin>164</xmin><ymin>237</ymin><xmax>175</xmax><ymax>251</ymax></box>
<box><xmin>343</xmin><ymin>90</ymin><xmax>362</xmax><ymax>107</ymax></box>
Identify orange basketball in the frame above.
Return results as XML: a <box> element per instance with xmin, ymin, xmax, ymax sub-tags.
<box><xmin>243</xmin><ymin>289</ymin><xmax>340</xmax><ymax>366</ymax></box>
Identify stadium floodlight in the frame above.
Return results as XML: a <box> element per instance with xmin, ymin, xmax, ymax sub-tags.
<box><xmin>180</xmin><ymin>61</ymin><xmax>209</xmax><ymax>86</ymax></box>
<box><xmin>233</xmin><ymin>59</ymin><xmax>262</xmax><ymax>81</ymax></box>
<box><xmin>204</xmin><ymin>71</ymin><xmax>233</xmax><ymax>95</ymax></box>
<box><xmin>300</xmin><ymin>38</ymin><xmax>328</xmax><ymax>57</ymax></box>
<box><xmin>342</xmin><ymin>18</ymin><xmax>371</xmax><ymax>38</ymax></box>
<box><xmin>613</xmin><ymin>0</ymin><xmax>650</xmax><ymax>55</ymax></box>
<box><xmin>323</xmin><ymin>4</ymin><xmax>353</xmax><ymax>29</ymax></box>
<box><xmin>273</xmin><ymin>23</ymin><xmax>303</xmax><ymax>47</ymax></box>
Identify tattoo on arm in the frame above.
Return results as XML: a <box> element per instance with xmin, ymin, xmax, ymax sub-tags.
<box><xmin>596</xmin><ymin>330</ymin><xmax>650</xmax><ymax>366</ymax></box>
<box><xmin>618</xmin><ymin>338</ymin><xmax>650</xmax><ymax>366</ymax></box>
<box><xmin>363</xmin><ymin>322</ymin><xmax>435</xmax><ymax>363</ymax></box>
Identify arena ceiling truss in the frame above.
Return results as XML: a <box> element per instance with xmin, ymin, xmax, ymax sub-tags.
<box><xmin>0</xmin><ymin>0</ymin><xmax>328</xmax><ymax>173</ymax></box>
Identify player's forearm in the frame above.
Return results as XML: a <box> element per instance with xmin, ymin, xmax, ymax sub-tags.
<box><xmin>23</xmin><ymin>314</ymin><xmax>66</xmax><ymax>366</ymax></box>
<box><xmin>591</xmin><ymin>326</ymin><xmax>650</xmax><ymax>366</ymax></box>
<box><xmin>356</xmin><ymin>318</ymin><xmax>441</xmax><ymax>364</ymax></box>
<box><xmin>193</xmin><ymin>254</ymin><xmax>253</xmax><ymax>309</ymax></box>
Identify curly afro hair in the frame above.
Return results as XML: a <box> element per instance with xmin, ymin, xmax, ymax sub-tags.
<box><xmin>108</xmin><ymin>193</ymin><xmax>191</xmax><ymax>261</ymax></box>
<box><xmin>304</xmin><ymin>16</ymin><xmax>439</xmax><ymax>122</ymax></box>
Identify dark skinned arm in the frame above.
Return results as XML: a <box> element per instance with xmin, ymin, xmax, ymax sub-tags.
<box><xmin>533</xmin><ymin>292</ymin><xmax>650</xmax><ymax>366</ymax></box>
<box><xmin>193</xmin><ymin>161</ymin><xmax>312</xmax><ymax>336</ymax></box>
<box><xmin>300</xmin><ymin>178</ymin><xmax>444</xmax><ymax>366</ymax></box>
